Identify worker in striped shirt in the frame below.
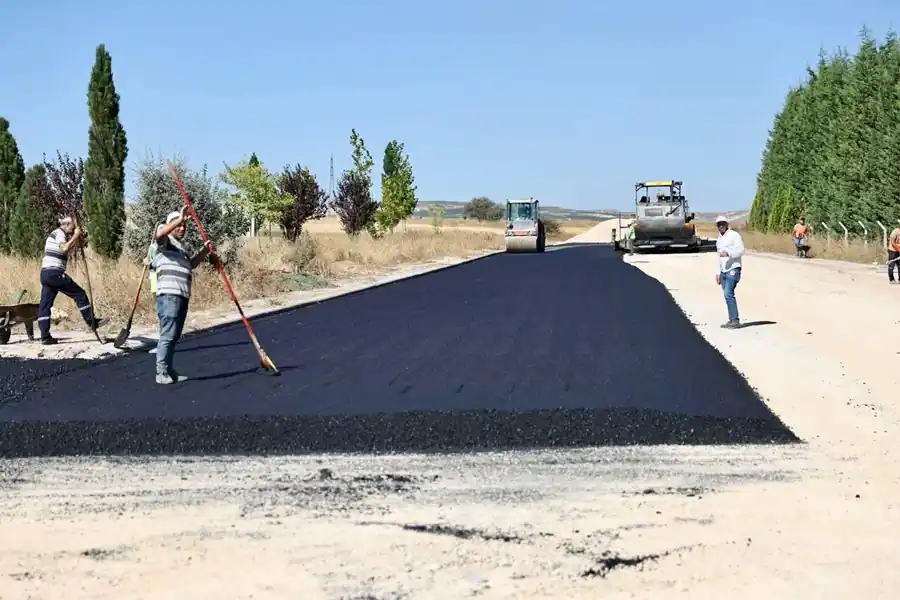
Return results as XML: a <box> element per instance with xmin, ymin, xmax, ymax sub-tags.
<box><xmin>37</xmin><ymin>216</ymin><xmax>105</xmax><ymax>345</ymax></box>
<box><xmin>151</xmin><ymin>207</ymin><xmax>213</xmax><ymax>384</ymax></box>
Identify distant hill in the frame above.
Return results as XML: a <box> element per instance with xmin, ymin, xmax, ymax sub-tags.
<box><xmin>125</xmin><ymin>200</ymin><xmax>749</xmax><ymax>227</ymax></box>
<box><xmin>413</xmin><ymin>201</ymin><xmax>616</xmax><ymax>221</ymax></box>
<box><xmin>413</xmin><ymin>201</ymin><xmax>749</xmax><ymax>223</ymax></box>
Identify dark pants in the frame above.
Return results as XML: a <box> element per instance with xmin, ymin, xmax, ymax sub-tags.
<box><xmin>38</xmin><ymin>269</ymin><xmax>95</xmax><ymax>338</ymax></box>
<box><xmin>890</xmin><ymin>251</ymin><xmax>900</xmax><ymax>282</ymax></box>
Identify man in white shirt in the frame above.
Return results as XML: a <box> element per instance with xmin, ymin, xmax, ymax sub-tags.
<box><xmin>715</xmin><ymin>215</ymin><xmax>744</xmax><ymax>329</ymax></box>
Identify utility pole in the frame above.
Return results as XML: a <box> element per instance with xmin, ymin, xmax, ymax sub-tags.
<box><xmin>329</xmin><ymin>154</ymin><xmax>335</xmax><ymax>198</ymax></box>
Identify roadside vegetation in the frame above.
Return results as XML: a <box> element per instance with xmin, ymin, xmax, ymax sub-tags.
<box><xmin>745</xmin><ymin>27</ymin><xmax>900</xmax><ymax>264</ymax></box>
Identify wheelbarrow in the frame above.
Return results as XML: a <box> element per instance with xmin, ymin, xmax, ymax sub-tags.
<box><xmin>0</xmin><ymin>290</ymin><xmax>39</xmax><ymax>345</ymax></box>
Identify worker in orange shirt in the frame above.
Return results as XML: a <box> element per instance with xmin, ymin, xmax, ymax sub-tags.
<box><xmin>888</xmin><ymin>225</ymin><xmax>900</xmax><ymax>284</ymax></box>
<box><xmin>792</xmin><ymin>217</ymin><xmax>809</xmax><ymax>257</ymax></box>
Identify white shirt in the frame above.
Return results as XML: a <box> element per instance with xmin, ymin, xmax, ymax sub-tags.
<box><xmin>716</xmin><ymin>228</ymin><xmax>744</xmax><ymax>274</ymax></box>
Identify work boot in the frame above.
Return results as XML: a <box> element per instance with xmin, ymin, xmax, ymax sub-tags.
<box><xmin>90</xmin><ymin>317</ymin><xmax>106</xmax><ymax>330</ymax></box>
<box><xmin>169</xmin><ymin>372</ymin><xmax>189</xmax><ymax>383</ymax></box>
<box><xmin>40</xmin><ymin>336</ymin><xmax>58</xmax><ymax>346</ymax></box>
<box><xmin>720</xmin><ymin>320</ymin><xmax>740</xmax><ymax>329</ymax></box>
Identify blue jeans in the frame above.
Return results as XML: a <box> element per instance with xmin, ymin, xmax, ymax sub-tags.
<box><xmin>720</xmin><ymin>268</ymin><xmax>741</xmax><ymax>322</ymax></box>
<box><xmin>156</xmin><ymin>293</ymin><xmax>189</xmax><ymax>376</ymax></box>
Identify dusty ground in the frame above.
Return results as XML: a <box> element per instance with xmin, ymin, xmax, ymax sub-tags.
<box><xmin>1</xmin><ymin>224</ymin><xmax>899</xmax><ymax>599</ymax></box>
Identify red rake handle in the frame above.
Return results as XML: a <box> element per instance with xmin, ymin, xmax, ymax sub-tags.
<box><xmin>166</xmin><ymin>161</ymin><xmax>264</xmax><ymax>352</ymax></box>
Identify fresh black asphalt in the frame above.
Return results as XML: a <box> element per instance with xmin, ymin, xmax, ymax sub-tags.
<box><xmin>0</xmin><ymin>244</ymin><xmax>798</xmax><ymax>457</ymax></box>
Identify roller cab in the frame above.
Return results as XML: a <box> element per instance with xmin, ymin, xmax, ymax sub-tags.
<box><xmin>504</xmin><ymin>198</ymin><xmax>546</xmax><ymax>253</ymax></box>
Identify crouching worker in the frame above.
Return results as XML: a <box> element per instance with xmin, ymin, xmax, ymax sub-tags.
<box><xmin>152</xmin><ymin>206</ymin><xmax>213</xmax><ymax>384</ymax></box>
<box><xmin>38</xmin><ymin>216</ymin><xmax>105</xmax><ymax>345</ymax></box>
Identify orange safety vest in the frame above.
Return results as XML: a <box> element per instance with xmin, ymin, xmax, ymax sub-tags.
<box><xmin>890</xmin><ymin>229</ymin><xmax>900</xmax><ymax>252</ymax></box>
<box><xmin>792</xmin><ymin>224</ymin><xmax>808</xmax><ymax>238</ymax></box>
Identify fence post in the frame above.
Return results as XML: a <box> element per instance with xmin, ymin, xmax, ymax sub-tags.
<box><xmin>838</xmin><ymin>221</ymin><xmax>848</xmax><ymax>246</ymax></box>
<box><xmin>820</xmin><ymin>222</ymin><xmax>831</xmax><ymax>241</ymax></box>
<box><xmin>857</xmin><ymin>220</ymin><xmax>868</xmax><ymax>247</ymax></box>
<box><xmin>877</xmin><ymin>221</ymin><xmax>887</xmax><ymax>249</ymax></box>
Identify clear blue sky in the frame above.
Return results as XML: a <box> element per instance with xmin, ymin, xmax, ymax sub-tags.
<box><xmin>1</xmin><ymin>0</ymin><xmax>896</xmax><ymax>212</ymax></box>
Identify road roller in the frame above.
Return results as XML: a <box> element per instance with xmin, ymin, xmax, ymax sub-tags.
<box><xmin>504</xmin><ymin>197</ymin><xmax>546</xmax><ymax>253</ymax></box>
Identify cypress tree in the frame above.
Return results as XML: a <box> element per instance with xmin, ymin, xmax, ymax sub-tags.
<box><xmin>83</xmin><ymin>43</ymin><xmax>128</xmax><ymax>259</ymax></box>
<box><xmin>9</xmin><ymin>165</ymin><xmax>56</xmax><ymax>258</ymax></box>
<box><xmin>0</xmin><ymin>117</ymin><xmax>26</xmax><ymax>253</ymax></box>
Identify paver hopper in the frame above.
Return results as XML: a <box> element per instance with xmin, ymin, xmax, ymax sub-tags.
<box><xmin>504</xmin><ymin>197</ymin><xmax>546</xmax><ymax>253</ymax></box>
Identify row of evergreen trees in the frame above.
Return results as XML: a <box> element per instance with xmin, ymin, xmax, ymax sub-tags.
<box><xmin>0</xmin><ymin>44</ymin><xmax>127</xmax><ymax>259</ymax></box>
<box><xmin>749</xmin><ymin>28</ymin><xmax>900</xmax><ymax>235</ymax></box>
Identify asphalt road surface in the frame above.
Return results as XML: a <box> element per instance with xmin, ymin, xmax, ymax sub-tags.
<box><xmin>0</xmin><ymin>244</ymin><xmax>798</xmax><ymax>457</ymax></box>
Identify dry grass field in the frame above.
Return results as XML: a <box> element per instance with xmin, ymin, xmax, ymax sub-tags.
<box><xmin>0</xmin><ymin>217</ymin><xmax>596</xmax><ymax>331</ymax></box>
<box><xmin>693</xmin><ymin>221</ymin><xmax>885</xmax><ymax>265</ymax></box>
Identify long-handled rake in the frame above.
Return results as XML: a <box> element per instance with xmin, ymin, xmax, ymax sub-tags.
<box><xmin>166</xmin><ymin>160</ymin><xmax>280</xmax><ymax>376</ymax></box>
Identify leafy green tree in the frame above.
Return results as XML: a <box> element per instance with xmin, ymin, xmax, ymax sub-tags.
<box><xmin>463</xmin><ymin>197</ymin><xmax>504</xmax><ymax>221</ymax></box>
<box><xmin>83</xmin><ymin>43</ymin><xmax>129</xmax><ymax>259</ymax></box>
<box><xmin>376</xmin><ymin>140</ymin><xmax>418</xmax><ymax>233</ymax></box>
<box><xmin>9</xmin><ymin>165</ymin><xmax>57</xmax><ymax>258</ymax></box>
<box><xmin>220</xmin><ymin>157</ymin><xmax>290</xmax><ymax>236</ymax></box>
<box><xmin>0</xmin><ymin>117</ymin><xmax>26</xmax><ymax>253</ymax></box>
<box><xmin>124</xmin><ymin>154</ymin><xmax>249</xmax><ymax>267</ymax></box>
<box><xmin>277</xmin><ymin>164</ymin><xmax>329</xmax><ymax>242</ymax></box>
<box><xmin>350</xmin><ymin>129</ymin><xmax>374</xmax><ymax>181</ymax></box>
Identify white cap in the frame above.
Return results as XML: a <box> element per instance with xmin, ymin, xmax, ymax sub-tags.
<box><xmin>715</xmin><ymin>215</ymin><xmax>728</xmax><ymax>224</ymax></box>
<box><xmin>165</xmin><ymin>211</ymin><xmax>182</xmax><ymax>224</ymax></box>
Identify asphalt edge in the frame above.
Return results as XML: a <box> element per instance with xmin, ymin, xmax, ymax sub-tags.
<box><xmin>612</xmin><ymin>247</ymin><xmax>804</xmax><ymax>445</ymax></box>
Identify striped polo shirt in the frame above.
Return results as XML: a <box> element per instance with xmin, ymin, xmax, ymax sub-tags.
<box><xmin>41</xmin><ymin>228</ymin><xmax>69</xmax><ymax>272</ymax></box>
<box><xmin>153</xmin><ymin>228</ymin><xmax>193</xmax><ymax>298</ymax></box>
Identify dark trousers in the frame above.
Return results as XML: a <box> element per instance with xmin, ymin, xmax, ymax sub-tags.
<box><xmin>890</xmin><ymin>251</ymin><xmax>900</xmax><ymax>282</ymax></box>
<box><xmin>38</xmin><ymin>269</ymin><xmax>94</xmax><ymax>338</ymax></box>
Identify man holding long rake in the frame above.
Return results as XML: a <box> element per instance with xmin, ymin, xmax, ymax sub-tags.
<box><xmin>151</xmin><ymin>206</ymin><xmax>214</xmax><ymax>384</ymax></box>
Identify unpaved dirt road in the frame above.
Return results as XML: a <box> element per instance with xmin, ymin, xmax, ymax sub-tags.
<box><xmin>1</xmin><ymin>230</ymin><xmax>899</xmax><ymax>599</ymax></box>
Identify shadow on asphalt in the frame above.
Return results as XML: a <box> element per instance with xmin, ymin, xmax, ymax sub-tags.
<box><xmin>0</xmin><ymin>244</ymin><xmax>800</xmax><ymax>458</ymax></box>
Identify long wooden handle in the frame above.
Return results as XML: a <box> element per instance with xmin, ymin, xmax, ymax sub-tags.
<box><xmin>126</xmin><ymin>264</ymin><xmax>148</xmax><ymax>326</ymax></box>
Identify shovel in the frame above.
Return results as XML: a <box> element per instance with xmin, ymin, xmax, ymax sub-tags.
<box><xmin>114</xmin><ymin>261</ymin><xmax>149</xmax><ymax>348</ymax></box>
<box><xmin>114</xmin><ymin>229</ymin><xmax>157</xmax><ymax>349</ymax></box>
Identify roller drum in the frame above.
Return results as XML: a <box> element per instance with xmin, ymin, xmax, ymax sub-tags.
<box><xmin>505</xmin><ymin>235</ymin><xmax>539</xmax><ymax>253</ymax></box>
